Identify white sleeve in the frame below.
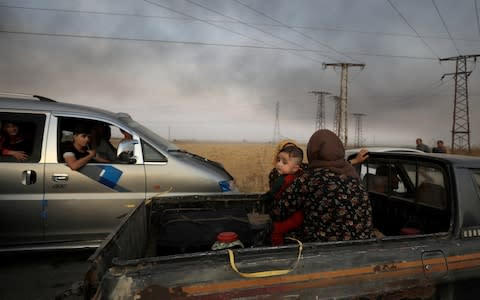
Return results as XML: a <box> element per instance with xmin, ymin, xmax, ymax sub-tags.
<box><xmin>63</xmin><ymin>151</ymin><xmax>75</xmax><ymax>158</ymax></box>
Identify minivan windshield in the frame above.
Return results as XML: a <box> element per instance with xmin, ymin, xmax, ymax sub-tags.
<box><xmin>118</xmin><ymin>114</ymin><xmax>179</xmax><ymax>152</ymax></box>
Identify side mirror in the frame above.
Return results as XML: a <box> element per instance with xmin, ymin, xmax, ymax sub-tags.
<box><xmin>117</xmin><ymin>140</ymin><xmax>138</xmax><ymax>164</ymax></box>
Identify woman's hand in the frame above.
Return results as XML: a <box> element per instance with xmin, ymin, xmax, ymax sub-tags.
<box><xmin>350</xmin><ymin>148</ymin><xmax>369</xmax><ymax>165</ymax></box>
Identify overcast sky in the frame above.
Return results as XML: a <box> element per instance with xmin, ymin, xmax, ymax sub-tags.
<box><xmin>1</xmin><ymin>0</ymin><xmax>480</xmax><ymax>147</ymax></box>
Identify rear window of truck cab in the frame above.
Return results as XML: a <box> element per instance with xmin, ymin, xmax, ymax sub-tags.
<box><xmin>359</xmin><ymin>158</ymin><xmax>450</xmax><ymax>237</ymax></box>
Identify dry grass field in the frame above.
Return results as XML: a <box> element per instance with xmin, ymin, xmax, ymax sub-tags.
<box><xmin>175</xmin><ymin>141</ymin><xmax>306</xmax><ymax>193</ymax></box>
<box><xmin>175</xmin><ymin>141</ymin><xmax>480</xmax><ymax>193</ymax></box>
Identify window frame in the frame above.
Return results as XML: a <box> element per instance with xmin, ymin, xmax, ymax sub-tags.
<box><xmin>359</xmin><ymin>156</ymin><xmax>451</xmax><ymax>238</ymax></box>
<box><xmin>0</xmin><ymin>112</ymin><xmax>46</xmax><ymax>163</ymax></box>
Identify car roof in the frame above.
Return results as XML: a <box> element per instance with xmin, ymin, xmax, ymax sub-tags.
<box><xmin>346</xmin><ymin>147</ymin><xmax>424</xmax><ymax>155</ymax></box>
<box><xmin>0</xmin><ymin>94</ymin><xmax>128</xmax><ymax>122</ymax></box>
<box><xmin>349</xmin><ymin>150</ymin><xmax>480</xmax><ymax>169</ymax></box>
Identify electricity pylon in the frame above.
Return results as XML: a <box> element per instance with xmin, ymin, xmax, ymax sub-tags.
<box><xmin>440</xmin><ymin>55</ymin><xmax>479</xmax><ymax>152</ymax></box>
<box><xmin>309</xmin><ymin>91</ymin><xmax>330</xmax><ymax>131</ymax></box>
<box><xmin>332</xmin><ymin>96</ymin><xmax>341</xmax><ymax>135</ymax></box>
<box><xmin>352</xmin><ymin>113</ymin><xmax>367</xmax><ymax>147</ymax></box>
<box><xmin>323</xmin><ymin>63</ymin><xmax>365</xmax><ymax>146</ymax></box>
<box><xmin>272</xmin><ymin>101</ymin><xmax>281</xmax><ymax>143</ymax></box>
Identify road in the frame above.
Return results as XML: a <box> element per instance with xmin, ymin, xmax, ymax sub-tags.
<box><xmin>0</xmin><ymin>249</ymin><xmax>93</xmax><ymax>300</ymax></box>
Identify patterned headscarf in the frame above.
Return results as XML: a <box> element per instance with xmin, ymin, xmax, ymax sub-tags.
<box><xmin>307</xmin><ymin>129</ymin><xmax>358</xmax><ymax>178</ymax></box>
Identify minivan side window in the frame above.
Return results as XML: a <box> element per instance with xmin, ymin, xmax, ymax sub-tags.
<box><xmin>0</xmin><ymin>113</ymin><xmax>45</xmax><ymax>163</ymax></box>
<box><xmin>57</xmin><ymin>117</ymin><xmax>126</xmax><ymax>164</ymax></box>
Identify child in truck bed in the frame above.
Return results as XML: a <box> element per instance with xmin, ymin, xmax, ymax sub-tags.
<box><xmin>266</xmin><ymin>144</ymin><xmax>305</xmax><ymax>246</ymax></box>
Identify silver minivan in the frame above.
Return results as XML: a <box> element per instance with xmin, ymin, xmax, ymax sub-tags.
<box><xmin>0</xmin><ymin>95</ymin><xmax>237</xmax><ymax>251</ymax></box>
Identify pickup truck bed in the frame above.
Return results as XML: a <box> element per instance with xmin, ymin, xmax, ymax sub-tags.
<box><xmin>85</xmin><ymin>153</ymin><xmax>480</xmax><ymax>299</ymax></box>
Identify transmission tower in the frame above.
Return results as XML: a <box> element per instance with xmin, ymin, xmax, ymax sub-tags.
<box><xmin>332</xmin><ymin>96</ymin><xmax>341</xmax><ymax>135</ymax></box>
<box><xmin>323</xmin><ymin>63</ymin><xmax>365</xmax><ymax>146</ymax></box>
<box><xmin>440</xmin><ymin>54</ymin><xmax>480</xmax><ymax>152</ymax></box>
<box><xmin>272</xmin><ymin>101</ymin><xmax>281</xmax><ymax>143</ymax></box>
<box><xmin>352</xmin><ymin>113</ymin><xmax>367</xmax><ymax>147</ymax></box>
<box><xmin>309</xmin><ymin>91</ymin><xmax>330</xmax><ymax>131</ymax></box>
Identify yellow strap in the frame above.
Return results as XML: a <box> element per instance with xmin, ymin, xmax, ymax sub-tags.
<box><xmin>227</xmin><ymin>237</ymin><xmax>303</xmax><ymax>278</ymax></box>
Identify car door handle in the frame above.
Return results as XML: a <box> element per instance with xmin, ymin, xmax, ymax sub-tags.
<box><xmin>22</xmin><ymin>170</ymin><xmax>37</xmax><ymax>185</ymax></box>
<box><xmin>52</xmin><ymin>174</ymin><xmax>69</xmax><ymax>182</ymax></box>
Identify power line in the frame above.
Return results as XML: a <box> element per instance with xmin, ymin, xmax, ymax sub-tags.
<box><xmin>142</xmin><ymin>0</ymin><xmax>273</xmax><ymax>49</ymax></box>
<box><xmin>143</xmin><ymin>0</ymin><xmax>327</xmax><ymax>64</ymax></box>
<box><xmin>0</xmin><ymin>3</ymin><xmax>448</xmax><ymax>62</ymax></box>
<box><xmin>293</xmin><ymin>24</ymin><xmax>480</xmax><ymax>43</ymax></box>
<box><xmin>431</xmin><ymin>0</ymin><xmax>461</xmax><ymax>55</ymax></box>
<box><xmin>342</xmin><ymin>51</ymin><xmax>437</xmax><ymax>61</ymax></box>
<box><xmin>3</xmin><ymin>2</ymin><xmax>478</xmax><ymax>61</ymax></box>
<box><xmin>386</xmin><ymin>0</ymin><xmax>441</xmax><ymax>59</ymax></box>
<box><xmin>0</xmin><ymin>29</ymin><xmax>321</xmax><ymax>52</ymax></box>
<box><xmin>0</xmin><ymin>29</ymin><xmax>439</xmax><ymax>61</ymax></box>
<box><xmin>0</xmin><ymin>4</ymin><xmax>187</xmax><ymax>20</ymax></box>
<box><xmin>232</xmin><ymin>0</ymin><xmax>358</xmax><ymax>63</ymax></box>
<box><xmin>182</xmin><ymin>0</ymin><xmax>334</xmax><ymax>62</ymax></box>
<box><xmin>2</xmin><ymin>3</ymin><xmax>480</xmax><ymax>43</ymax></box>
<box><xmin>385</xmin><ymin>77</ymin><xmax>454</xmax><ymax>106</ymax></box>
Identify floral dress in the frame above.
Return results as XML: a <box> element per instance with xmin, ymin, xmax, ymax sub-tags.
<box><xmin>285</xmin><ymin>168</ymin><xmax>373</xmax><ymax>243</ymax></box>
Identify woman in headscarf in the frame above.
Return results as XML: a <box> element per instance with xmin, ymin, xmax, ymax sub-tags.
<box><xmin>285</xmin><ymin>129</ymin><xmax>373</xmax><ymax>243</ymax></box>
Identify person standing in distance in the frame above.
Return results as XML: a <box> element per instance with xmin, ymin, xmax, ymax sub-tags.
<box><xmin>432</xmin><ymin>140</ymin><xmax>447</xmax><ymax>153</ymax></box>
<box><xmin>416</xmin><ymin>138</ymin><xmax>430</xmax><ymax>153</ymax></box>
